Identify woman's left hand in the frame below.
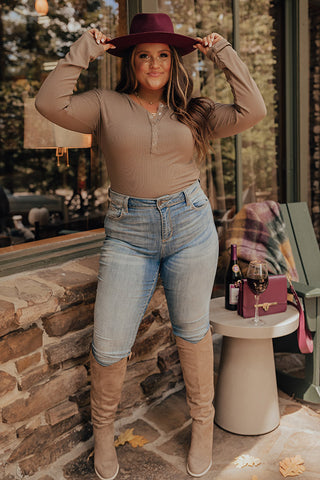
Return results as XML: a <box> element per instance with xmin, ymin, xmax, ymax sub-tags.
<box><xmin>194</xmin><ymin>33</ymin><xmax>223</xmax><ymax>55</ymax></box>
<box><xmin>88</xmin><ymin>28</ymin><xmax>116</xmax><ymax>52</ymax></box>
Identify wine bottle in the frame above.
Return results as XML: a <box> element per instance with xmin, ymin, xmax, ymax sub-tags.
<box><xmin>225</xmin><ymin>244</ymin><xmax>242</xmax><ymax>310</ymax></box>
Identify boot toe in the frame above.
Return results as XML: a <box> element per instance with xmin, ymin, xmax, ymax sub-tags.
<box><xmin>95</xmin><ymin>462</ymin><xmax>119</xmax><ymax>480</ymax></box>
<box><xmin>187</xmin><ymin>457</ymin><xmax>212</xmax><ymax>477</ymax></box>
<box><xmin>94</xmin><ymin>427</ymin><xmax>119</xmax><ymax>480</ymax></box>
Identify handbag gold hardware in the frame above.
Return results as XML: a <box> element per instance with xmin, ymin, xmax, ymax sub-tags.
<box><xmin>255</xmin><ymin>302</ymin><xmax>278</xmax><ymax>312</ymax></box>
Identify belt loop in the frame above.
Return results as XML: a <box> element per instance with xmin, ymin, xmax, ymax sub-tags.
<box><xmin>123</xmin><ymin>196</ymin><xmax>129</xmax><ymax>213</ymax></box>
<box><xmin>183</xmin><ymin>187</ymin><xmax>192</xmax><ymax>206</ymax></box>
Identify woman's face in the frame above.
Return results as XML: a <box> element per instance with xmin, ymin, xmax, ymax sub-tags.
<box><xmin>133</xmin><ymin>43</ymin><xmax>171</xmax><ymax>93</ymax></box>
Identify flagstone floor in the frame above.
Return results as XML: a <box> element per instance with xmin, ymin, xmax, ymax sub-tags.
<box><xmin>20</xmin><ymin>338</ymin><xmax>320</xmax><ymax>480</ymax></box>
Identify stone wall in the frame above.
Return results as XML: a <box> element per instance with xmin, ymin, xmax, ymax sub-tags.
<box><xmin>0</xmin><ymin>255</ymin><xmax>182</xmax><ymax>478</ymax></box>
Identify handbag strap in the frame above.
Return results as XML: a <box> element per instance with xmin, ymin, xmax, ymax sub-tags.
<box><xmin>287</xmin><ymin>276</ymin><xmax>313</xmax><ymax>354</ymax></box>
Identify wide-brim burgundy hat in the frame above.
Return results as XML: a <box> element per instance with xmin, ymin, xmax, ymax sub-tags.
<box><xmin>108</xmin><ymin>13</ymin><xmax>197</xmax><ymax>57</ymax></box>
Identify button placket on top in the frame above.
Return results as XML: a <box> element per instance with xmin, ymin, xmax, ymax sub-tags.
<box><xmin>148</xmin><ymin>103</ymin><xmax>166</xmax><ymax>154</ymax></box>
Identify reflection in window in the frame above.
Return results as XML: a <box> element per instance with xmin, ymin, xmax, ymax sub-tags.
<box><xmin>0</xmin><ymin>1</ymin><xmax>120</xmax><ymax>247</ymax></box>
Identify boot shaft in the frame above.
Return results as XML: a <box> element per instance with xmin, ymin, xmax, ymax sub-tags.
<box><xmin>176</xmin><ymin>330</ymin><xmax>214</xmax><ymax>423</ymax></box>
<box><xmin>90</xmin><ymin>351</ymin><xmax>127</xmax><ymax>428</ymax></box>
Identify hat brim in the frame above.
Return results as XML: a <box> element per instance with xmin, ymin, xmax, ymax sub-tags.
<box><xmin>107</xmin><ymin>32</ymin><xmax>198</xmax><ymax>57</ymax></box>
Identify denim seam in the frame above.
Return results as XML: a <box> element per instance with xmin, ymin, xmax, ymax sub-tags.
<box><xmin>129</xmin><ymin>269</ymin><xmax>160</xmax><ymax>348</ymax></box>
<box><xmin>158</xmin><ymin>206</ymin><xmax>173</xmax><ymax>243</ymax></box>
<box><xmin>165</xmin><ymin>207</ymin><xmax>173</xmax><ymax>242</ymax></box>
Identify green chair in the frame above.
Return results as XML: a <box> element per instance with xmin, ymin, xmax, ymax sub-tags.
<box><xmin>275</xmin><ymin>203</ymin><xmax>320</xmax><ymax>403</ymax></box>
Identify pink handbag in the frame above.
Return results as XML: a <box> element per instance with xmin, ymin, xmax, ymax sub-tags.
<box><xmin>237</xmin><ymin>275</ymin><xmax>287</xmax><ymax>318</ymax></box>
<box><xmin>237</xmin><ymin>274</ymin><xmax>313</xmax><ymax>354</ymax></box>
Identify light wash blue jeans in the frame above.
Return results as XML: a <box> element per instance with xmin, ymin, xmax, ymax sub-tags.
<box><xmin>92</xmin><ymin>181</ymin><xmax>219</xmax><ymax>366</ymax></box>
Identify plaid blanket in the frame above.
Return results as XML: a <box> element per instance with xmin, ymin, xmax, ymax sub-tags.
<box><xmin>226</xmin><ymin>201</ymin><xmax>299</xmax><ymax>281</ymax></box>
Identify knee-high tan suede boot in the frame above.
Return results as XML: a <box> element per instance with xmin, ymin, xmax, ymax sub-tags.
<box><xmin>176</xmin><ymin>330</ymin><xmax>214</xmax><ymax>477</ymax></box>
<box><xmin>90</xmin><ymin>351</ymin><xmax>127</xmax><ymax>480</ymax></box>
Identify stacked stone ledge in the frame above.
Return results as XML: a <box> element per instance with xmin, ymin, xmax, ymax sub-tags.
<box><xmin>0</xmin><ymin>255</ymin><xmax>182</xmax><ymax>478</ymax></box>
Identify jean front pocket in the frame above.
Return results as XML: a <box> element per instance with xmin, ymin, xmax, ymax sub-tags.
<box><xmin>106</xmin><ymin>201</ymin><xmax>124</xmax><ymax>220</ymax></box>
<box><xmin>189</xmin><ymin>189</ymin><xmax>209</xmax><ymax>210</ymax></box>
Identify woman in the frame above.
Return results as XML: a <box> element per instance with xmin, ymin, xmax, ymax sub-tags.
<box><xmin>36</xmin><ymin>12</ymin><xmax>266</xmax><ymax>480</ymax></box>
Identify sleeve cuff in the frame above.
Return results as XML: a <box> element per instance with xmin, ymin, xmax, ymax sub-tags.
<box><xmin>63</xmin><ymin>30</ymin><xmax>106</xmax><ymax>69</ymax></box>
<box><xmin>83</xmin><ymin>30</ymin><xmax>106</xmax><ymax>60</ymax></box>
<box><xmin>206</xmin><ymin>38</ymin><xmax>232</xmax><ymax>61</ymax></box>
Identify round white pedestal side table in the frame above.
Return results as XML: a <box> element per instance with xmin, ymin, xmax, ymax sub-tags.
<box><xmin>210</xmin><ymin>297</ymin><xmax>299</xmax><ymax>435</ymax></box>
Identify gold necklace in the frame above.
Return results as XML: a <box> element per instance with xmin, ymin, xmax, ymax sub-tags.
<box><xmin>135</xmin><ymin>91</ymin><xmax>162</xmax><ymax>106</ymax></box>
<box><xmin>134</xmin><ymin>92</ymin><xmax>165</xmax><ymax>118</ymax></box>
<box><xmin>134</xmin><ymin>92</ymin><xmax>163</xmax><ymax>108</ymax></box>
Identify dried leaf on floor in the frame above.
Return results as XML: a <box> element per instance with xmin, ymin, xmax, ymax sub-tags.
<box><xmin>233</xmin><ymin>454</ymin><xmax>261</xmax><ymax>468</ymax></box>
<box><xmin>129</xmin><ymin>434</ymin><xmax>149</xmax><ymax>448</ymax></box>
<box><xmin>114</xmin><ymin>428</ymin><xmax>148</xmax><ymax>448</ymax></box>
<box><xmin>252</xmin><ymin>476</ymin><xmax>259</xmax><ymax>480</ymax></box>
<box><xmin>279</xmin><ymin>455</ymin><xmax>306</xmax><ymax>477</ymax></box>
<box><xmin>87</xmin><ymin>450</ymin><xmax>94</xmax><ymax>462</ymax></box>
<box><xmin>114</xmin><ymin>428</ymin><xmax>135</xmax><ymax>447</ymax></box>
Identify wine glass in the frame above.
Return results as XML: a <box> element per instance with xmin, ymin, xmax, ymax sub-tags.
<box><xmin>246</xmin><ymin>260</ymin><xmax>269</xmax><ymax>326</ymax></box>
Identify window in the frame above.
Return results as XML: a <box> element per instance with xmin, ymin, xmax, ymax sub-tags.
<box><xmin>238</xmin><ymin>0</ymin><xmax>279</xmax><ymax>203</ymax></box>
<box><xmin>0</xmin><ymin>0</ymin><xmax>121</xmax><ymax>248</ymax></box>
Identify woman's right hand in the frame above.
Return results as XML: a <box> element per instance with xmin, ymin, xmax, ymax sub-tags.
<box><xmin>88</xmin><ymin>29</ymin><xmax>116</xmax><ymax>52</ymax></box>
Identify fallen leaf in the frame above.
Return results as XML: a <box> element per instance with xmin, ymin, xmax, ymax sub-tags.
<box><xmin>252</xmin><ymin>476</ymin><xmax>259</xmax><ymax>480</ymax></box>
<box><xmin>114</xmin><ymin>428</ymin><xmax>136</xmax><ymax>447</ymax></box>
<box><xmin>233</xmin><ymin>454</ymin><xmax>261</xmax><ymax>468</ymax></box>
<box><xmin>279</xmin><ymin>455</ymin><xmax>306</xmax><ymax>477</ymax></box>
<box><xmin>87</xmin><ymin>449</ymin><xmax>94</xmax><ymax>462</ymax></box>
<box><xmin>129</xmin><ymin>434</ymin><xmax>149</xmax><ymax>448</ymax></box>
<box><xmin>114</xmin><ymin>428</ymin><xmax>148</xmax><ymax>448</ymax></box>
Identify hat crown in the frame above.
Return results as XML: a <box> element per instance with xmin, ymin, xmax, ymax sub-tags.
<box><xmin>130</xmin><ymin>13</ymin><xmax>175</xmax><ymax>35</ymax></box>
<box><xmin>108</xmin><ymin>13</ymin><xmax>196</xmax><ymax>57</ymax></box>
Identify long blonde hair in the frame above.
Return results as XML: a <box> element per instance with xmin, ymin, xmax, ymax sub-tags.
<box><xmin>115</xmin><ymin>46</ymin><xmax>215</xmax><ymax>162</ymax></box>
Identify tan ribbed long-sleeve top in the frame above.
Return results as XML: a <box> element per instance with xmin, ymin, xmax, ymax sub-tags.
<box><xmin>36</xmin><ymin>31</ymin><xmax>266</xmax><ymax>198</ymax></box>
